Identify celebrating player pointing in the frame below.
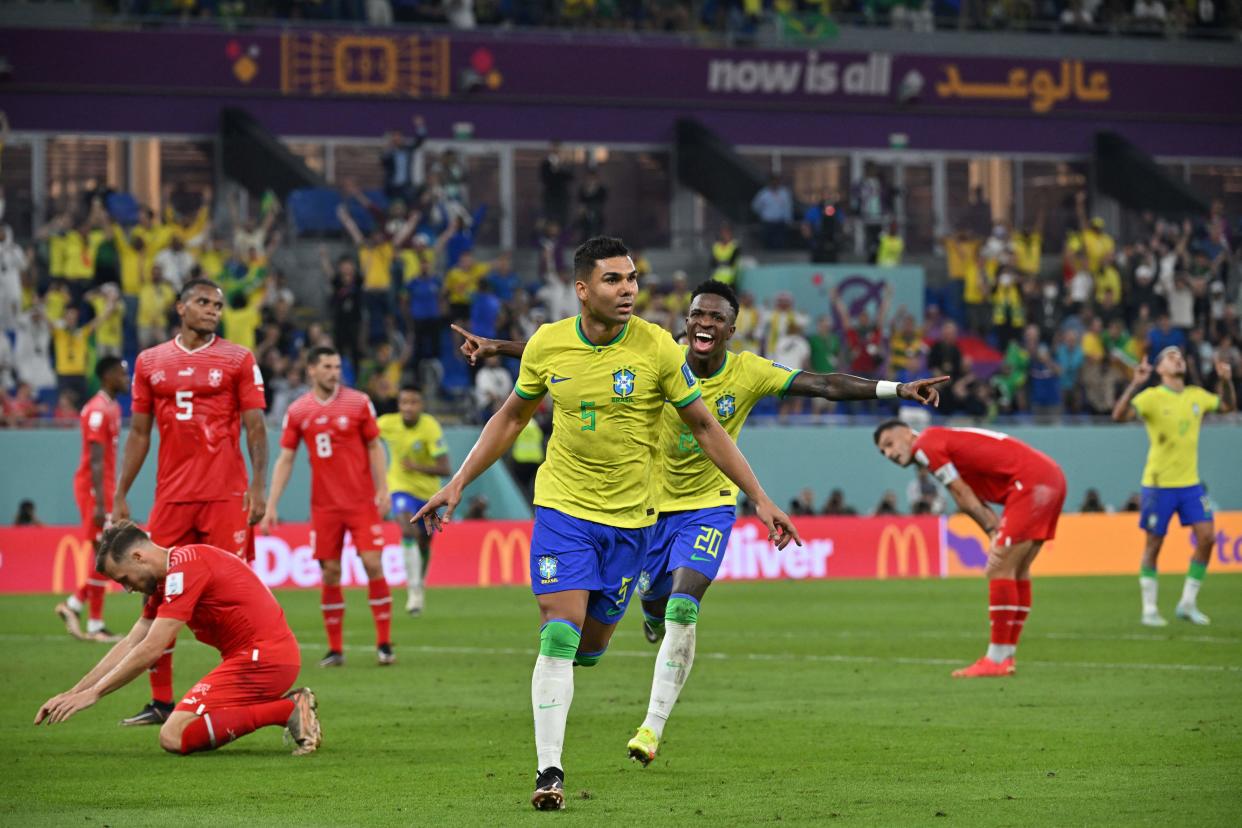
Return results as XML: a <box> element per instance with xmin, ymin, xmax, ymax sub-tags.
<box><xmin>412</xmin><ymin>238</ymin><xmax>800</xmax><ymax>811</ymax></box>
<box><xmin>1112</xmin><ymin>347</ymin><xmax>1235</xmax><ymax>626</ymax></box>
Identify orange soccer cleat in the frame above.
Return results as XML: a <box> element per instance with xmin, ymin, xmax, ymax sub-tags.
<box><xmin>952</xmin><ymin>656</ymin><xmax>1013</xmax><ymax>678</ymax></box>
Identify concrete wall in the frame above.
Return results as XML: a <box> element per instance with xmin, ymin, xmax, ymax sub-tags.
<box><xmin>3</xmin><ymin>423</ymin><xmax>1239</xmax><ymax>524</ymax></box>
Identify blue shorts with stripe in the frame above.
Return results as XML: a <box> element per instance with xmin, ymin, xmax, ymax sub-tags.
<box><xmin>529</xmin><ymin>507</ymin><xmax>653</xmax><ymax>625</ymax></box>
<box><xmin>638</xmin><ymin>506</ymin><xmax>735</xmax><ymax>602</ymax></box>
<box><xmin>1140</xmin><ymin>484</ymin><xmax>1212</xmax><ymax>537</ymax></box>
<box><xmin>390</xmin><ymin>492</ymin><xmax>428</xmax><ymax>517</ymax></box>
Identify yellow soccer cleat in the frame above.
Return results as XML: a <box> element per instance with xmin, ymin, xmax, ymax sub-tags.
<box><xmin>627</xmin><ymin>726</ymin><xmax>660</xmax><ymax>767</ymax></box>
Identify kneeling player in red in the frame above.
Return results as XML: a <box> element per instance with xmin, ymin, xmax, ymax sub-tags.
<box><xmin>34</xmin><ymin>521</ymin><xmax>320</xmax><ymax>756</ymax></box>
<box><xmin>874</xmin><ymin>422</ymin><xmax>1066</xmax><ymax>677</ymax></box>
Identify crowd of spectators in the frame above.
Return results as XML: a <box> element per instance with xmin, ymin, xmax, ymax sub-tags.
<box><xmin>112</xmin><ymin>0</ymin><xmax>1239</xmax><ymax>38</ymax></box>
<box><xmin>2</xmin><ymin>131</ymin><xmax>1238</xmax><ymax>436</ymax></box>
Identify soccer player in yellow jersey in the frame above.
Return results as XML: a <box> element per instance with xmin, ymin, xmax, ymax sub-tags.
<box><xmin>377</xmin><ymin>385</ymin><xmax>449</xmax><ymax>616</ymax></box>
<box><xmin>455</xmin><ymin>279</ymin><xmax>947</xmax><ymax>768</ymax></box>
<box><xmin>1113</xmin><ymin>347</ymin><xmax>1235</xmax><ymax>626</ymax></box>
<box><xmin>413</xmin><ymin>238</ymin><xmax>800</xmax><ymax>811</ymax></box>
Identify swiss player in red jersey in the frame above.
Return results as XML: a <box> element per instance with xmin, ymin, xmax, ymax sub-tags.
<box><xmin>262</xmin><ymin>346</ymin><xmax>393</xmax><ymax>667</ymax></box>
<box><xmin>55</xmin><ymin>356</ymin><xmax>129</xmax><ymax>643</ymax></box>
<box><xmin>35</xmin><ymin>521</ymin><xmax>321</xmax><ymax>756</ymax></box>
<box><xmin>874</xmin><ymin>422</ymin><xmax>1067</xmax><ymax>678</ymax></box>
<box><xmin>113</xmin><ymin>279</ymin><xmax>269</xmax><ymax>726</ymax></box>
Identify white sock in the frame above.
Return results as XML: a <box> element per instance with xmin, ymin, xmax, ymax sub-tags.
<box><xmin>1179</xmin><ymin>577</ymin><xmax>1202</xmax><ymax>608</ymax></box>
<box><xmin>641</xmin><ymin>621</ymin><xmax>696</xmax><ymax>739</ymax></box>
<box><xmin>1140</xmin><ymin>576</ymin><xmax>1158</xmax><ymax>614</ymax></box>
<box><xmin>403</xmin><ymin>542</ymin><xmax>423</xmax><ymax>590</ymax></box>
<box><xmin>986</xmin><ymin>643</ymin><xmax>1014</xmax><ymax>662</ymax></box>
<box><xmin>87</xmin><ymin>619</ymin><xmax>104</xmax><ymax>634</ymax></box>
<box><xmin>66</xmin><ymin>595</ymin><xmax>84</xmax><ymax>614</ymax></box>
<box><xmin>532</xmin><ymin>655</ymin><xmax>574</xmax><ymax>772</ymax></box>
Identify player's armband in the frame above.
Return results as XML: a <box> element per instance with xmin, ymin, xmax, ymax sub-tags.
<box><xmin>932</xmin><ymin>463</ymin><xmax>959</xmax><ymax>485</ymax></box>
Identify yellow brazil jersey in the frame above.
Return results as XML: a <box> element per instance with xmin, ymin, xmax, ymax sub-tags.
<box><xmin>515</xmin><ymin>315</ymin><xmax>701</xmax><ymax>528</ymax></box>
<box><xmin>657</xmin><ymin>349</ymin><xmax>800</xmax><ymax>513</ymax></box>
<box><xmin>377</xmin><ymin>412</ymin><xmax>448</xmax><ymax>501</ymax></box>
<box><xmin>89</xmin><ymin>297</ymin><xmax>125</xmax><ymax>350</ymax></box>
<box><xmin>1131</xmin><ymin>385</ymin><xmax>1220</xmax><ymax>487</ymax></box>
<box><xmin>361</xmin><ymin>243</ymin><xmax>395</xmax><ymax>291</ymax></box>
<box><xmin>1012</xmin><ymin>232</ymin><xmax>1042</xmax><ymax>276</ymax></box>
<box><xmin>53</xmin><ymin>326</ymin><xmax>89</xmax><ymax>376</ymax></box>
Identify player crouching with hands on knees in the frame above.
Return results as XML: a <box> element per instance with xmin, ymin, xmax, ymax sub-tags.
<box><xmin>35</xmin><ymin>520</ymin><xmax>321</xmax><ymax>756</ymax></box>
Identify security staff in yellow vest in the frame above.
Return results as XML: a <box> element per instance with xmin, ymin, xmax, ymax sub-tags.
<box><xmin>510</xmin><ymin>416</ymin><xmax>546</xmax><ymax>501</ymax></box>
<box><xmin>710</xmin><ymin>224</ymin><xmax>740</xmax><ymax>285</ymax></box>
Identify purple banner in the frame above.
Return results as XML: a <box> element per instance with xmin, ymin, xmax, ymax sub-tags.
<box><xmin>0</xmin><ymin>27</ymin><xmax>1239</xmax><ymax>155</ymax></box>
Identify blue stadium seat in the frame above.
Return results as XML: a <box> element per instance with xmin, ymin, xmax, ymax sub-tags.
<box><xmin>287</xmin><ymin>188</ymin><xmax>343</xmax><ymax>235</ymax></box>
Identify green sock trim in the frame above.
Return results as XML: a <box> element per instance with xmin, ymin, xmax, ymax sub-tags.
<box><xmin>1187</xmin><ymin>560</ymin><xmax>1207</xmax><ymax>581</ymax></box>
<box><xmin>666</xmin><ymin>596</ymin><xmax>699</xmax><ymax>626</ymax></box>
<box><xmin>1140</xmin><ymin>566</ymin><xmax>1157</xmax><ymax>578</ymax></box>
<box><xmin>539</xmin><ymin>620</ymin><xmax>581</xmax><ymax>660</ymax></box>
<box><xmin>642</xmin><ymin>611</ymin><xmax>665</xmax><ymax>631</ymax></box>
<box><xmin>401</xmin><ymin>537</ymin><xmax>416</xmax><ymax>551</ymax></box>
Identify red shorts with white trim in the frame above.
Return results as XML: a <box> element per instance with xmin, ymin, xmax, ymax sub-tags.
<box><xmin>311</xmin><ymin>505</ymin><xmax>386</xmax><ymax>561</ymax></box>
<box><xmin>176</xmin><ymin>651</ymin><xmax>301</xmax><ymax>714</ymax></box>
<box><xmin>996</xmin><ymin>467</ymin><xmax>1068</xmax><ymax>545</ymax></box>
<box><xmin>149</xmin><ymin>497</ymin><xmax>249</xmax><ymax>556</ymax></box>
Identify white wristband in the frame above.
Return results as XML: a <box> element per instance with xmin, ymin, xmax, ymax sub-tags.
<box><xmin>876</xmin><ymin>380</ymin><xmax>899</xmax><ymax>399</ymax></box>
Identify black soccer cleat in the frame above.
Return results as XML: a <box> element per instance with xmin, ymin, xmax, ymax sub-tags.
<box><xmin>377</xmin><ymin>643</ymin><xmax>395</xmax><ymax>666</ymax></box>
<box><xmin>120</xmin><ymin>700</ymin><xmax>175</xmax><ymax>727</ymax></box>
<box><xmin>642</xmin><ymin>619</ymin><xmax>664</xmax><ymax>645</ymax></box>
<box><xmin>318</xmin><ymin>650</ymin><xmax>345</xmax><ymax>668</ymax></box>
<box><xmin>531</xmin><ymin>766</ymin><xmax>565</xmax><ymax>811</ymax></box>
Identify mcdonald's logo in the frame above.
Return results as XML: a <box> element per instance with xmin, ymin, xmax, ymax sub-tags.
<box><xmin>478</xmin><ymin>529</ymin><xmax>531</xmax><ymax>587</ymax></box>
<box><xmin>877</xmin><ymin>524</ymin><xmax>930</xmax><ymax>579</ymax></box>
<box><xmin>52</xmin><ymin>534</ymin><xmax>93</xmax><ymax>594</ymax></box>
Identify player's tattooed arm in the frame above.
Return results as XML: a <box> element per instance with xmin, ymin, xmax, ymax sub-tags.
<box><xmin>452</xmin><ymin>323</ymin><xmax>525</xmax><ymax>366</ymax></box>
<box><xmin>1214</xmin><ymin>357</ymin><xmax>1235</xmax><ymax>413</ymax></box>
<box><xmin>243</xmin><ymin>409</ymin><xmax>268</xmax><ymax>526</ymax></box>
<box><xmin>788</xmin><ymin>372</ymin><xmax>949</xmax><ymax>406</ymax></box>
<box><xmin>946</xmin><ymin>478</ymin><xmax>999</xmax><ymax>537</ymax></box>
<box><xmin>114</xmin><ymin>412</ymin><xmax>154</xmax><ymax>521</ymax></box>
<box><xmin>412</xmin><ymin>392</ymin><xmax>541</xmax><ymax>532</ymax></box>
<box><xmin>261</xmin><ymin>447</ymin><xmax>297</xmax><ymax>532</ymax></box>
<box><xmin>677</xmin><ymin>398</ymin><xmax>802</xmax><ymax>551</ymax></box>
<box><xmin>1112</xmin><ymin>358</ymin><xmax>1151</xmax><ymax>422</ymax></box>
<box><xmin>367</xmin><ymin>438</ymin><xmax>389</xmax><ymax>510</ymax></box>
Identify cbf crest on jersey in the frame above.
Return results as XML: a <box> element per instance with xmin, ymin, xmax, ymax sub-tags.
<box><xmin>208</xmin><ymin>368</ymin><xmax>223</xmax><ymax>387</ymax></box>
<box><xmin>612</xmin><ymin>367</ymin><xmax>636</xmax><ymax>402</ymax></box>
<box><xmin>538</xmin><ymin>555</ymin><xmax>558</xmax><ymax>583</ymax></box>
<box><xmin>715</xmin><ymin>393</ymin><xmax>737</xmax><ymax>420</ymax></box>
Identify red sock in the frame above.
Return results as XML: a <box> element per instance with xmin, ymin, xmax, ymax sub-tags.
<box><xmin>988</xmin><ymin>579</ymin><xmax>1018</xmax><ymax>652</ymax></box>
<box><xmin>85</xmin><ymin>569</ymin><xmax>108</xmax><ymax>622</ymax></box>
<box><xmin>322</xmin><ymin>584</ymin><xmax>345</xmax><ymax>652</ymax></box>
<box><xmin>178</xmin><ymin>699</ymin><xmax>295</xmax><ymax>754</ymax></box>
<box><xmin>368</xmin><ymin>578</ymin><xmax>392</xmax><ymax>646</ymax></box>
<box><xmin>149</xmin><ymin>641</ymin><xmax>175</xmax><ymax>704</ymax></box>
<box><xmin>1012</xmin><ymin>579</ymin><xmax>1032</xmax><ymax>646</ymax></box>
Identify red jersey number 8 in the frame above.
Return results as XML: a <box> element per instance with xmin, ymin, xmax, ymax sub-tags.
<box><xmin>315</xmin><ymin>432</ymin><xmax>333</xmax><ymax>458</ymax></box>
<box><xmin>175</xmin><ymin>390</ymin><xmax>194</xmax><ymax>421</ymax></box>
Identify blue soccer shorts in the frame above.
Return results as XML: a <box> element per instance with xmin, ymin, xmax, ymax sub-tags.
<box><xmin>529</xmin><ymin>507</ymin><xmax>653</xmax><ymax>625</ymax></box>
<box><xmin>390</xmin><ymin>492</ymin><xmax>428</xmax><ymax>517</ymax></box>
<box><xmin>1140</xmin><ymin>484</ymin><xmax>1212</xmax><ymax>537</ymax></box>
<box><xmin>638</xmin><ymin>505</ymin><xmax>735</xmax><ymax>602</ymax></box>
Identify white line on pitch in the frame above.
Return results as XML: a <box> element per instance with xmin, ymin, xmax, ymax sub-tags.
<box><xmin>7</xmin><ymin>634</ymin><xmax>1237</xmax><ymax>673</ymax></box>
<box><xmin>773</xmin><ymin>629</ymin><xmax>1242</xmax><ymax>645</ymax></box>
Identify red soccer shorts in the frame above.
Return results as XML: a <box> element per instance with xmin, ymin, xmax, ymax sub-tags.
<box><xmin>997</xmin><ymin>467</ymin><xmax>1068</xmax><ymax>546</ymax></box>
<box><xmin>311</xmin><ymin>505</ymin><xmax>386</xmax><ymax>561</ymax></box>
<box><xmin>149</xmin><ymin>496</ymin><xmax>249</xmax><ymax>556</ymax></box>
<box><xmin>175</xmin><ymin>653</ymin><xmax>301</xmax><ymax>714</ymax></box>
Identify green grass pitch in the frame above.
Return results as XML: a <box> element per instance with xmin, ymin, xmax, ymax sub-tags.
<box><xmin>2</xmin><ymin>575</ymin><xmax>1239</xmax><ymax>826</ymax></box>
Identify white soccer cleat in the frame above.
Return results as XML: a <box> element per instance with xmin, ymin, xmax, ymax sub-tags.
<box><xmin>1140</xmin><ymin>610</ymin><xmax>1169</xmax><ymax>627</ymax></box>
<box><xmin>1175</xmin><ymin>604</ymin><xmax>1210</xmax><ymax>626</ymax></box>
<box><xmin>405</xmin><ymin>586</ymin><xmax>424</xmax><ymax>616</ymax></box>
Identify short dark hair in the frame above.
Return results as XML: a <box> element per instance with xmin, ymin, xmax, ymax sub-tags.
<box><xmin>178</xmin><ymin>278</ymin><xmax>223</xmax><ymax>302</ymax></box>
<box><xmin>691</xmin><ymin>279</ymin><xmax>740</xmax><ymax>318</ymax></box>
<box><xmin>306</xmin><ymin>345</ymin><xmax>338</xmax><ymax>366</ymax></box>
<box><xmin>95</xmin><ymin>519</ymin><xmax>150</xmax><ymax>572</ymax></box>
<box><xmin>95</xmin><ymin>355</ymin><xmax>124</xmax><ymax>380</ymax></box>
<box><xmin>398</xmin><ymin>383</ymin><xmax>422</xmax><ymax>396</ymax></box>
<box><xmin>873</xmin><ymin>419</ymin><xmax>909</xmax><ymax>445</ymax></box>
<box><xmin>573</xmin><ymin>236</ymin><xmax>630</xmax><ymax>282</ymax></box>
